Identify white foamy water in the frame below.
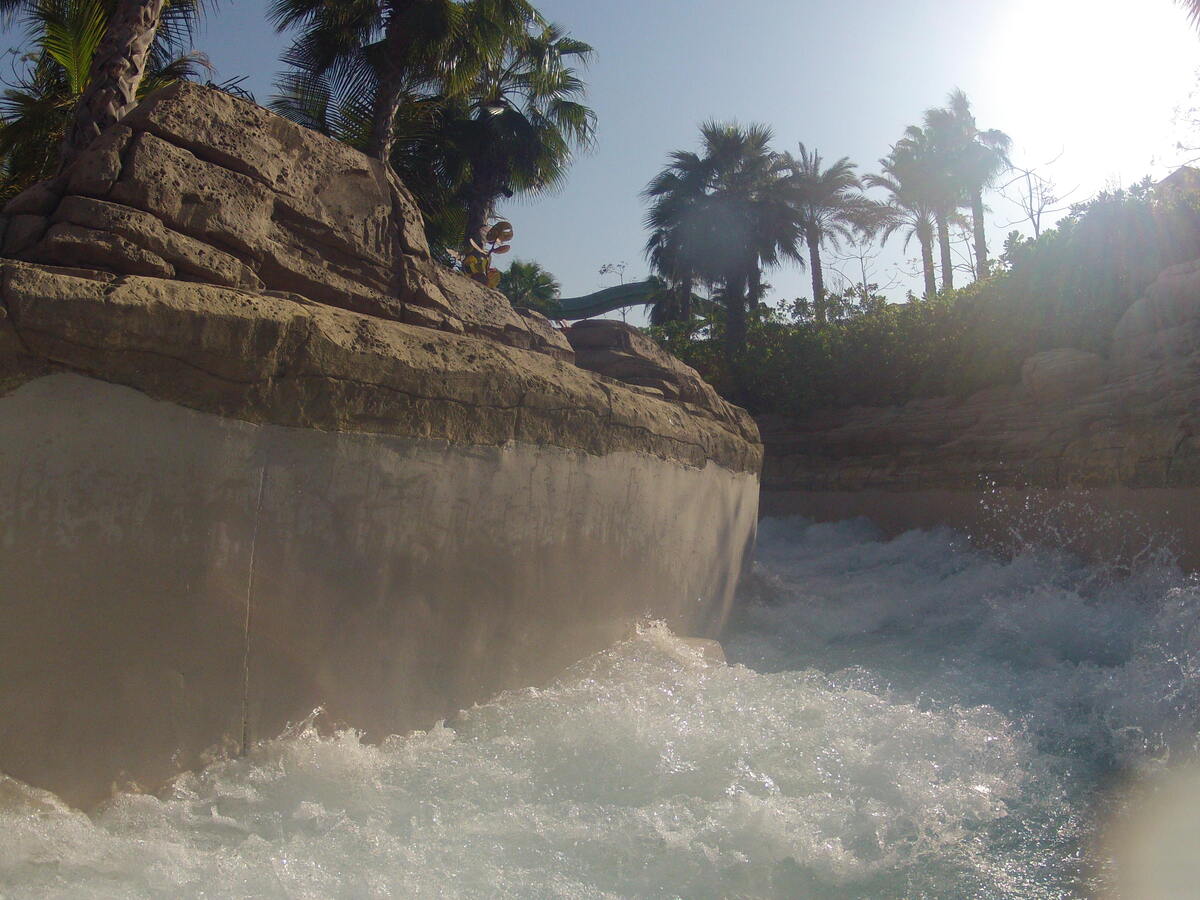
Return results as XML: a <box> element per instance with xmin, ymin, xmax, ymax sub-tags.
<box><xmin>4</xmin><ymin>517</ymin><xmax>1200</xmax><ymax>898</ymax></box>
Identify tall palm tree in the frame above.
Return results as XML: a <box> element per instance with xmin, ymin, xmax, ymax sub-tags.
<box><xmin>644</xmin><ymin>121</ymin><xmax>801</xmax><ymax>363</ymax></box>
<box><xmin>0</xmin><ymin>0</ymin><xmax>208</xmax><ymax>194</ymax></box>
<box><xmin>642</xmin><ymin>275</ymin><xmax>704</xmax><ymax>326</ymax></box>
<box><xmin>865</xmin><ymin>160</ymin><xmax>938</xmax><ymax>299</ymax></box>
<box><xmin>440</xmin><ymin>21</ymin><xmax>594</xmax><ymax>247</ymax></box>
<box><xmin>498</xmin><ymin>258</ymin><xmax>559</xmax><ymax>312</ymax></box>
<box><xmin>1179</xmin><ymin>0</ymin><xmax>1200</xmax><ymax>28</ymax></box>
<box><xmin>643</xmin><ymin>233</ymin><xmax>696</xmax><ymax>324</ymax></box>
<box><xmin>894</xmin><ymin>123</ymin><xmax>959</xmax><ymax>291</ymax></box>
<box><xmin>780</xmin><ymin>143</ymin><xmax>864</xmax><ymax>324</ymax></box>
<box><xmin>924</xmin><ymin>89</ymin><xmax>1010</xmax><ymax>278</ymax></box>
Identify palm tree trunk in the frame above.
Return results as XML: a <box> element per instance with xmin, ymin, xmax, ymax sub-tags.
<box><xmin>58</xmin><ymin>0</ymin><xmax>165</xmax><ymax>171</ymax></box>
<box><xmin>366</xmin><ymin>1</ymin><xmax>407</xmax><ymax>161</ymax></box>
<box><xmin>464</xmin><ymin>190</ymin><xmax>493</xmax><ymax>251</ymax></box>
<box><xmin>919</xmin><ymin>233</ymin><xmax>937</xmax><ymax>299</ymax></box>
<box><xmin>748</xmin><ymin>267</ymin><xmax>762</xmax><ymax>308</ymax></box>
<box><xmin>462</xmin><ymin>159</ymin><xmax>505</xmax><ymax>249</ymax></box>
<box><xmin>971</xmin><ymin>190</ymin><xmax>989</xmax><ymax>279</ymax></box>
<box><xmin>366</xmin><ymin>69</ymin><xmax>405</xmax><ymax>162</ymax></box>
<box><xmin>936</xmin><ymin>211</ymin><xmax>954</xmax><ymax>292</ymax></box>
<box><xmin>806</xmin><ymin>227</ymin><xmax>826</xmax><ymax>325</ymax></box>
<box><xmin>723</xmin><ymin>270</ymin><xmax>747</xmax><ymax>367</ymax></box>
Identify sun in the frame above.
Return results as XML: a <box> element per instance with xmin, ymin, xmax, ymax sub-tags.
<box><xmin>980</xmin><ymin>0</ymin><xmax>1200</xmax><ymax>189</ymax></box>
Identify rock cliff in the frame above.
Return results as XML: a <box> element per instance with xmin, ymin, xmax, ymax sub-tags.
<box><xmin>0</xmin><ymin>84</ymin><xmax>761</xmax><ymax>808</ymax></box>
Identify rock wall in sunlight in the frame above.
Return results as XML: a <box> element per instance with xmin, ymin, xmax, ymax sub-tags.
<box><xmin>0</xmin><ymin>85</ymin><xmax>761</xmax><ymax>808</ymax></box>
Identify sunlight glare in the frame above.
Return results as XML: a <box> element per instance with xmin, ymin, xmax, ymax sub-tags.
<box><xmin>982</xmin><ymin>0</ymin><xmax>1199</xmax><ymax>190</ymax></box>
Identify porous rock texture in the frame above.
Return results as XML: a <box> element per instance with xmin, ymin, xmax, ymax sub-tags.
<box><xmin>0</xmin><ymin>82</ymin><xmax>760</xmax><ymax>475</ymax></box>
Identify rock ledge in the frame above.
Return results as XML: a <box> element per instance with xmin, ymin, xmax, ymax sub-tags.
<box><xmin>0</xmin><ymin>84</ymin><xmax>761</xmax><ymax>475</ymax></box>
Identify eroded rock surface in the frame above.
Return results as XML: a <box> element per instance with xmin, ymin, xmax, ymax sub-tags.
<box><xmin>0</xmin><ymin>83</ymin><xmax>573</xmax><ymax>366</ymax></box>
<box><xmin>0</xmin><ymin>263</ymin><xmax>759</xmax><ymax>472</ymax></box>
<box><xmin>565</xmin><ymin>319</ymin><xmax>756</xmax><ymax>439</ymax></box>
<box><xmin>0</xmin><ymin>84</ymin><xmax>760</xmax><ymax>475</ymax></box>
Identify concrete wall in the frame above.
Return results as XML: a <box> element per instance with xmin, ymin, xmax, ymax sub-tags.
<box><xmin>762</xmin><ymin>488</ymin><xmax>1200</xmax><ymax>572</ymax></box>
<box><xmin>0</xmin><ymin>374</ymin><xmax>759</xmax><ymax>808</ymax></box>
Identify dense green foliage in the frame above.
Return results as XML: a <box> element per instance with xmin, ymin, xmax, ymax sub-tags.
<box><xmin>498</xmin><ymin>258</ymin><xmax>559</xmax><ymax>312</ymax></box>
<box><xmin>0</xmin><ymin>0</ymin><xmax>595</xmax><ymax>265</ymax></box>
<box><xmin>268</xmin><ymin>0</ymin><xmax>595</xmax><ymax>257</ymax></box>
<box><xmin>651</xmin><ymin>181</ymin><xmax>1200</xmax><ymax>416</ymax></box>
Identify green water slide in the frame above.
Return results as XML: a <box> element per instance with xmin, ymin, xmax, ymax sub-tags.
<box><xmin>544</xmin><ymin>280</ymin><xmax>658</xmax><ymax>320</ymax></box>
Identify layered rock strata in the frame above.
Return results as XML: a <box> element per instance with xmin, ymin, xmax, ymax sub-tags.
<box><xmin>0</xmin><ymin>84</ymin><xmax>761</xmax><ymax>808</ymax></box>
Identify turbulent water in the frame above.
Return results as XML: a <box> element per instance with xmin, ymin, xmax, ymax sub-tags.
<box><xmin>5</xmin><ymin>517</ymin><xmax>1200</xmax><ymax>898</ymax></box>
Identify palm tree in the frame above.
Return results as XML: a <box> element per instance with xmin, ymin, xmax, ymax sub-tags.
<box><xmin>498</xmin><ymin>258</ymin><xmax>559</xmax><ymax>312</ymax></box>
<box><xmin>270</xmin><ymin>2</ymin><xmax>594</xmax><ymax>255</ymax></box>
<box><xmin>440</xmin><ymin>22</ymin><xmax>594</xmax><ymax>248</ymax></box>
<box><xmin>894</xmin><ymin>123</ymin><xmax>959</xmax><ymax>291</ymax></box>
<box><xmin>0</xmin><ymin>0</ymin><xmax>208</xmax><ymax>194</ymax></box>
<box><xmin>780</xmin><ymin>143</ymin><xmax>865</xmax><ymax>324</ymax></box>
<box><xmin>644</xmin><ymin>121</ymin><xmax>801</xmax><ymax>363</ymax></box>
<box><xmin>59</xmin><ymin>0</ymin><xmax>164</xmax><ymax>167</ymax></box>
<box><xmin>865</xmin><ymin>159</ymin><xmax>938</xmax><ymax>299</ymax></box>
<box><xmin>924</xmin><ymin>89</ymin><xmax>1010</xmax><ymax>278</ymax></box>
<box><xmin>1180</xmin><ymin>0</ymin><xmax>1200</xmax><ymax>28</ymax></box>
<box><xmin>268</xmin><ymin>44</ymin><xmax>377</xmax><ymax>149</ymax></box>
<box><xmin>270</xmin><ymin>0</ymin><xmax>447</xmax><ymax>161</ymax></box>
<box><xmin>268</xmin><ymin>0</ymin><xmax>537</xmax><ymax>163</ymax></box>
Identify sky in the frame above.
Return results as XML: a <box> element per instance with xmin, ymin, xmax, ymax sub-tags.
<box><xmin>10</xmin><ymin>0</ymin><xmax>1200</xmax><ymax>307</ymax></box>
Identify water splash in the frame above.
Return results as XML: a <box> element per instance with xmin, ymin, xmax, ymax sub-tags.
<box><xmin>4</xmin><ymin>517</ymin><xmax>1200</xmax><ymax>898</ymax></box>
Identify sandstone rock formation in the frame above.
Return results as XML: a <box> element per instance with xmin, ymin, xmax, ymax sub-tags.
<box><xmin>1020</xmin><ymin>348</ymin><xmax>1104</xmax><ymax>404</ymax></box>
<box><xmin>0</xmin><ymin>82</ymin><xmax>759</xmax><ymax>475</ymax></box>
<box><xmin>565</xmin><ymin>318</ymin><xmax>753</xmax><ymax>433</ymax></box>
<box><xmin>0</xmin><ymin>84</ymin><xmax>761</xmax><ymax>808</ymax></box>
<box><xmin>1</xmin><ymin>82</ymin><xmax>572</xmax><ymax>363</ymax></box>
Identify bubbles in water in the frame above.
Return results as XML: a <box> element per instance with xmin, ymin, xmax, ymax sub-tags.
<box><xmin>4</xmin><ymin>516</ymin><xmax>1200</xmax><ymax>898</ymax></box>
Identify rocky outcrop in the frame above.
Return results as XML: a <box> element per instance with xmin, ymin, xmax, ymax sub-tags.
<box><xmin>1020</xmin><ymin>348</ymin><xmax>1104</xmax><ymax>404</ymax></box>
<box><xmin>0</xmin><ymin>82</ymin><xmax>572</xmax><ymax>364</ymax></box>
<box><xmin>0</xmin><ymin>85</ymin><xmax>761</xmax><ymax>808</ymax></box>
<box><xmin>1113</xmin><ymin>257</ymin><xmax>1200</xmax><ymax>372</ymax></box>
<box><xmin>0</xmin><ymin>263</ymin><xmax>759</xmax><ymax>473</ymax></box>
<box><xmin>0</xmin><ymin>82</ymin><xmax>758</xmax><ymax>474</ymax></box>
<box><xmin>760</xmin><ymin>258</ymin><xmax>1200</xmax><ymax>567</ymax></box>
<box><xmin>565</xmin><ymin>318</ymin><xmax>756</xmax><ymax>440</ymax></box>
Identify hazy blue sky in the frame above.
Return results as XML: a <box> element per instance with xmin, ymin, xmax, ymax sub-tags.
<box><xmin>11</xmin><ymin>0</ymin><xmax>1200</xmax><ymax>305</ymax></box>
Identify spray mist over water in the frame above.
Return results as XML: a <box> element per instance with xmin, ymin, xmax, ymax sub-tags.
<box><xmin>4</xmin><ymin>517</ymin><xmax>1200</xmax><ymax>898</ymax></box>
